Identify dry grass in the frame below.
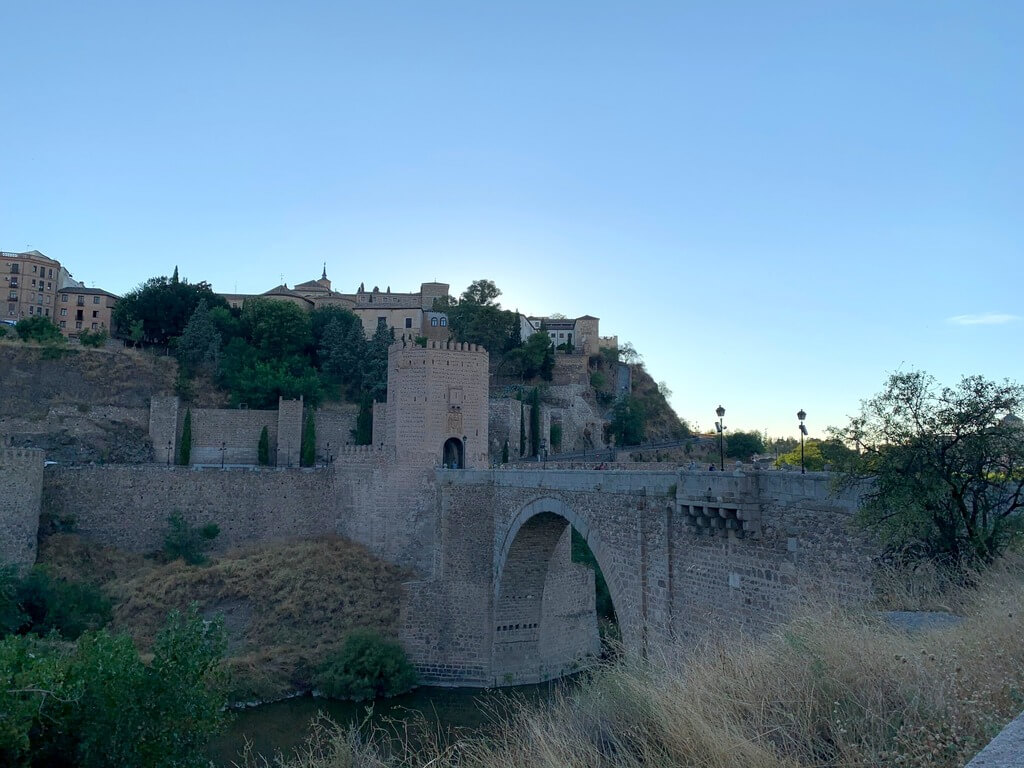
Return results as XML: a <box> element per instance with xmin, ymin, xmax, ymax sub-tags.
<box><xmin>244</xmin><ymin>553</ymin><xmax>1024</xmax><ymax>768</ymax></box>
<box><xmin>37</xmin><ymin>534</ymin><xmax>410</xmax><ymax>702</ymax></box>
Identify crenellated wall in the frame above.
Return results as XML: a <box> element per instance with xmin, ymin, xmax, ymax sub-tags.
<box><xmin>0</xmin><ymin>448</ymin><xmax>44</xmax><ymax>571</ymax></box>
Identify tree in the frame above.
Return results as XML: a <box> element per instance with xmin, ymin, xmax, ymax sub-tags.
<box><xmin>318</xmin><ymin>314</ymin><xmax>367</xmax><ymax>401</ymax></box>
<box><xmin>502</xmin><ymin>440</ymin><xmax>509</xmax><ymax>464</ymax></box>
<box><xmin>460</xmin><ymin>279</ymin><xmax>501</xmax><ymax>306</ymax></box>
<box><xmin>354</xmin><ymin>393</ymin><xmax>373</xmax><ymax>445</ymax></box>
<box><xmin>112</xmin><ymin>272</ymin><xmax>228</xmax><ymax>346</ymax></box>
<box><xmin>608</xmin><ymin>395</ymin><xmax>646</xmax><ymax>446</ymax></box>
<box><xmin>519</xmin><ymin>398</ymin><xmax>526</xmax><ymax>457</ymax></box>
<box><xmin>726</xmin><ymin>431</ymin><xmax>765</xmax><ymax>461</ymax></box>
<box><xmin>240</xmin><ymin>298</ymin><xmax>312</xmax><ymax>360</ymax></box>
<box><xmin>362</xmin><ymin>323</ymin><xmax>393</xmax><ymax>403</ymax></box>
<box><xmin>258</xmin><ymin>426</ymin><xmax>270</xmax><ymax>466</ymax></box>
<box><xmin>529</xmin><ymin>388</ymin><xmax>541</xmax><ymax>457</ymax></box>
<box><xmin>15</xmin><ymin>316</ymin><xmax>63</xmax><ymax>344</ymax></box>
<box><xmin>0</xmin><ymin>606</ymin><xmax>227</xmax><ymax>767</ymax></box>
<box><xmin>178</xmin><ymin>408</ymin><xmax>192</xmax><ymax>465</ymax></box>
<box><xmin>508</xmin><ymin>331</ymin><xmax>555</xmax><ymax>381</ymax></box>
<box><xmin>176</xmin><ymin>299</ymin><xmax>222</xmax><ymax>377</ymax></box>
<box><xmin>301</xmin><ymin>407</ymin><xmax>316</xmax><ymax>467</ymax></box>
<box><xmin>834</xmin><ymin>371</ymin><xmax>1024</xmax><ymax>568</ymax></box>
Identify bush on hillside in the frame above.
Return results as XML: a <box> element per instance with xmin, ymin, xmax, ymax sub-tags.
<box><xmin>313</xmin><ymin>630</ymin><xmax>417</xmax><ymax>701</ymax></box>
<box><xmin>14</xmin><ymin>567</ymin><xmax>111</xmax><ymax>640</ymax></box>
<box><xmin>162</xmin><ymin>513</ymin><xmax>220</xmax><ymax>565</ymax></box>
<box><xmin>78</xmin><ymin>328</ymin><xmax>108</xmax><ymax>348</ymax></box>
<box><xmin>15</xmin><ymin>316</ymin><xmax>63</xmax><ymax>344</ymax></box>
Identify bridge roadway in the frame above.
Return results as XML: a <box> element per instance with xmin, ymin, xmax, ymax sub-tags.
<box><xmin>399</xmin><ymin>466</ymin><xmax>872</xmax><ymax>687</ymax></box>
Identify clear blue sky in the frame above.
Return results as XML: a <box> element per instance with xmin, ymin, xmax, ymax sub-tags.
<box><xmin>3</xmin><ymin>1</ymin><xmax>1021</xmax><ymax>438</ymax></box>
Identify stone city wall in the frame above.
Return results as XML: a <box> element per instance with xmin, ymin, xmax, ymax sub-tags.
<box><xmin>0</xmin><ymin>448</ymin><xmax>44</xmax><ymax>571</ymax></box>
<box><xmin>185</xmin><ymin>407</ymin><xmax>278</xmax><ymax>465</ymax></box>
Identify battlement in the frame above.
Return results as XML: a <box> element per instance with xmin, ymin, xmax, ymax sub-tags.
<box><xmin>336</xmin><ymin>444</ymin><xmax>382</xmax><ymax>456</ymax></box>
<box><xmin>0</xmin><ymin>447</ymin><xmax>45</xmax><ymax>466</ymax></box>
<box><xmin>393</xmin><ymin>339</ymin><xmax>488</xmax><ymax>355</ymax></box>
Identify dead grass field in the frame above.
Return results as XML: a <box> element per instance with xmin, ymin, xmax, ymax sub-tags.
<box><xmin>38</xmin><ymin>534</ymin><xmax>409</xmax><ymax>701</ymax></box>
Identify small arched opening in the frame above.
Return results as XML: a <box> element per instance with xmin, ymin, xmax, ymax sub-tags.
<box><xmin>442</xmin><ymin>437</ymin><xmax>464</xmax><ymax>469</ymax></box>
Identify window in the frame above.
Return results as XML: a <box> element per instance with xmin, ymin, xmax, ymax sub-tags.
<box><xmin>91</xmin><ymin>322</ymin><xmax>98</xmax><ymax>330</ymax></box>
<box><xmin>61</xmin><ymin>294</ymin><xmax>68</xmax><ymax>302</ymax></box>
<box><xmin>377</xmin><ymin>316</ymin><xmax>387</xmax><ymax>328</ymax></box>
<box><xmin>48</xmin><ymin>268</ymin><xmax>53</xmax><ymax>278</ymax></box>
<box><xmin>8</xmin><ymin>303</ymin><xmax>16</xmax><ymax>315</ymax></box>
<box><xmin>31</xmin><ymin>278</ymin><xmax>36</xmax><ymax>287</ymax></box>
<box><xmin>92</xmin><ymin>311</ymin><xmax>98</xmax><ymax>318</ymax></box>
<box><xmin>75</xmin><ymin>321</ymin><xmax>82</xmax><ymax>330</ymax></box>
<box><xmin>10</xmin><ymin>278</ymin><xmax>17</xmax><ymax>287</ymax></box>
<box><xmin>60</xmin><ymin>308</ymin><xmax>67</xmax><ymax>317</ymax></box>
<box><xmin>7</xmin><ymin>292</ymin><xmax>16</xmax><ymax>301</ymax></box>
<box><xmin>37</xmin><ymin>295</ymin><xmax>42</xmax><ymax>304</ymax></box>
<box><xmin>44</xmin><ymin>308</ymin><xmax>49</xmax><ymax>317</ymax></box>
<box><xmin>10</xmin><ymin>264</ymin><xmax>18</xmax><ymax>274</ymax></box>
<box><xmin>31</xmin><ymin>265</ymin><xmax>37</xmax><ymax>273</ymax></box>
<box><xmin>59</xmin><ymin>320</ymin><xmax>66</xmax><ymax>328</ymax></box>
<box><xmin>28</xmin><ymin>306</ymin><xmax>33</xmax><ymax>314</ymax></box>
<box><xmin>46</xmin><ymin>282</ymin><xmax>51</xmax><ymax>290</ymax></box>
<box><xmin>76</xmin><ymin>296</ymin><xmax>85</xmax><ymax>306</ymax></box>
<box><xmin>431</xmin><ymin>317</ymin><xmax>439</xmax><ymax>327</ymax></box>
<box><xmin>440</xmin><ymin>317</ymin><xmax>447</xmax><ymax>326</ymax></box>
<box><xmin>76</xmin><ymin>310</ymin><xmax>83</xmax><ymax>321</ymax></box>
<box><xmin>405</xmin><ymin>317</ymin><xmax>412</xmax><ymax>328</ymax></box>
<box><xmin>93</xmin><ymin>296</ymin><xmax>100</xmax><ymax>304</ymax></box>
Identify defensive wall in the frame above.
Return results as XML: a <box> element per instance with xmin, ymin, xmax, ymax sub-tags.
<box><xmin>401</xmin><ymin>467</ymin><xmax>873</xmax><ymax>686</ymax></box>
<box><xmin>0</xmin><ymin>448</ymin><xmax>44</xmax><ymax>571</ymax></box>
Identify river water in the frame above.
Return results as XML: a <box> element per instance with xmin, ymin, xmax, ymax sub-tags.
<box><xmin>209</xmin><ymin>683</ymin><xmax>563</xmax><ymax>766</ymax></box>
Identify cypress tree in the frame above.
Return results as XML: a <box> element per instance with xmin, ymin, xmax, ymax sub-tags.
<box><xmin>178</xmin><ymin>408</ymin><xmax>192</xmax><ymax>465</ymax></box>
<box><xmin>519</xmin><ymin>399</ymin><xmax>526</xmax><ymax>457</ymax></box>
<box><xmin>530</xmin><ymin>388</ymin><xmax>541</xmax><ymax>458</ymax></box>
<box><xmin>257</xmin><ymin>426</ymin><xmax>270</xmax><ymax>466</ymax></box>
<box><xmin>502</xmin><ymin>440</ymin><xmax>509</xmax><ymax>464</ymax></box>
<box><xmin>354</xmin><ymin>393</ymin><xmax>373</xmax><ymax>445</ymax></box>
<box><xmin>301</xmin><ymin>408</ymin><xmax>316</xmax><ymax>467</ymax></box>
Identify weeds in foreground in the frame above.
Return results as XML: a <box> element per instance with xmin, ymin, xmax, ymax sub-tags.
<box><xmin>240</xmin><ymin>553</ymin><xmax>1024</xmax><ymax>768</ymax></box>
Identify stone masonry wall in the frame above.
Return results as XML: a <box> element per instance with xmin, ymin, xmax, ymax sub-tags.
<box><xmin>0</xmin><ymin>448</ymin><xmax>44</xmax><ymax>571</ymax></box>
<box><xmin>186</xmin><ymin>407</ymin><xmax>278</xmax><ymax>465</ymax></box>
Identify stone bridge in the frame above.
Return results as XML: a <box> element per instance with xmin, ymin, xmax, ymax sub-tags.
<box><xmin>401</xmin><ymin>467</ymin><xmax>873</xmax><ymax>686</ymax></box>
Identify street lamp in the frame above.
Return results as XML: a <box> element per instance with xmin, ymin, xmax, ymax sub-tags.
<box><xmin>220</xmin><ymin>441</ymin><xmax>226</xmax><ymax>469</ymax></box>
<box><xmin>166</xmin><ymin>440</ymin><xmax>172</xmax><ymax>466</ymax></box>
<box><xmin>463</xmin><ymin>435</ymin><xmax>468</xmax><ymax>469</ymax></box>
<box><xmin>715</xmin><ymin>405</ymin><xmax>726</xmax><ymax>471</ymax></box>
<box><xmin>797</xmin><ymin>409</ymin><xmax>808</xmax><ymax>474</ymax></box>
<box><xmin>326</xmin><ymin>441</ymin><xmax>331</xmax><ymax>468</ymax></box>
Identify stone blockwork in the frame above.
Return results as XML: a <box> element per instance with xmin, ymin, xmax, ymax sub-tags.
<box><xmin>401</xmin><ymin>468</ymin><xmax>875</xmax><ymax>686</ymax></box>
<box><xmin>384</xmin><ymin>340</ymin><xmax>489</xmax><ymax>469</ymax></box>
<box><xmin>0</xmin><ymin>448</ymin><xmax>44</xmax><ymax>571</ymax></box>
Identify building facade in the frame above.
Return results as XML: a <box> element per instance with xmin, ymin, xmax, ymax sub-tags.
<box><xmin>56</xmin><ymin>287</ymin><xmax>118</xmax><ymax>336</ymax></box>
<box><xmin>2</xmin><ymin>250</ymin><xmax>64</xmax><ymax>323</ymax></box>
<box><xmin>521</xmin><ymin>314</ymin><xmax>602</xmax><ymax>356</ymax></box>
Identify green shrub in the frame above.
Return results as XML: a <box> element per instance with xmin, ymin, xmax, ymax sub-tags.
<box><xmin>313</xmin><ymin>629</ymin><xmax>417</xmax><ymax>701</ymax></box>
<box><xmin>15</xmin><ymin>568</ymin><xmax>111</xmax><ymax>640</ymax></box>
<box><xmin>78</xmin><ymin>328</ymin><xmax>108</xmax><ymax>348</ymax></box>
<box><xmin>15</xmin><ymin>316</ymin><xmax>63</xmax><ymax>344</ymax></box>
<box><xmin>0</xmin><ymin>606</ymin><xmax>227</xmax><ymax>767</ymax></box>
<box><xmin>258</xmin><ymin>426</ymin><xmax>270</xmax><ymax>466</ymax></box>
<box><xmin>0</xmin><ymin>325</ymin><xmax>7</xmax><ymax>340</ymax></box>
<box><xmin>0</xmin><ymin>565</ymin><xmax>27</xmax><ymax>638</ymax></box>
<box><xmin>163</xmin><ymin>513</ymin><xmax>220</xmax><ymax>565</ymax></box>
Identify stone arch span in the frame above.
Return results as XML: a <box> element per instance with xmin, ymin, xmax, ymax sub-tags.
<box><xmin>491</xmin><ymin>496</ymin><xmax>638</xmax><ymax>685</ymax></box>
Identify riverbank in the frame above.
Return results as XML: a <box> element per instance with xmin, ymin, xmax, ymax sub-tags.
<box><xmin>237</xmin><ymin>551</ymin><xmax>1024</xmax><ymax>768</ymax></box>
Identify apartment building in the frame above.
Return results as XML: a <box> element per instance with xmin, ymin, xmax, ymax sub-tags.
<box><xmin>56</xmin><ymin>287</ymin><xmax>118</xmax><ymax>335</ymax></box>
<box><xmin>2</xmin><ymin>250</ymin><xmax>65</xmax><ymax>322</ymax></box>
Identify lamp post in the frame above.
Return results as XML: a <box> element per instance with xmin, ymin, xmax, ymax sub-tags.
<box><xmin>462</xmin><ymin>435</ymin><xmax>468</xmax><ymax>469</ymax></box>
<box><xmin>220</xmin><ymin>441</ymin><xmax>226</xmax><ymax>469</ymax></box>
<box><xmin>166</xmin><ymin>440</ymin><xmax>172</xmax><ymax>466</ymax></box>
<box><xmin>326</xmin><ymin>441</ymin><xmax>331</xmax><ymax>468</ymax></box>
<box><xmin>797</xmin><ymin>409</ymin><xmax>807</xmax><ymax>474</ymax></box>
<box><xmin>715</xmin><ymin>405</ymin><xmax>725</xmax><ymax>471</ymax></box>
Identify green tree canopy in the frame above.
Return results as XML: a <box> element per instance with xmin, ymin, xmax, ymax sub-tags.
<box><xmin>15</xmin><ymin>316</ymin><xmax>63</xmax><ymax>344</ymax></box>
<box><xmin>834</xmin><ymin>371</ymin><xmax>1024</xmax><ymax>568</ymax></box>
<box><xmin>176</xmin><ymin>299</ymin><xmax>222</xmax><ymax>376</ymax></box>
<box><xmin>725</xmin><ymin>430</ymin><xmax>766</xmax><ymax>461</ymax></box>
<box><xmin>608</xmin><ymin>395</ymin><xmax>646</xmax><ymax>446</ymax></box>
<box><xmin>112</xmin><ymin>271</ymin><xmax>228</xmax><ymax>345</ymax></box>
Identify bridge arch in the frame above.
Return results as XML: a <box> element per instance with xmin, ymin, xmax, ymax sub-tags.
<box><xmin>491</xmin><ymin>496</ymin><xmax>638</xmax><ymax>684</ymax></box>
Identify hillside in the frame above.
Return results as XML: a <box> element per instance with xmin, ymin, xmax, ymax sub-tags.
<box><xmin>37</xmin><ymin>533</ymin><xmax>410</xmax><ymax>702</ymax></box>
